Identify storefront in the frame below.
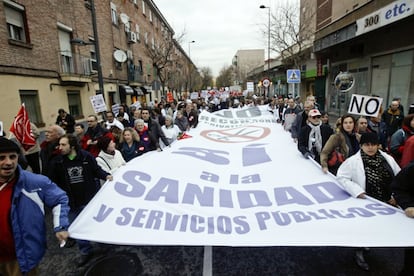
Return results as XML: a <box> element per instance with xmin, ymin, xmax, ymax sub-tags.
<box><xmin>314</xmin><ymin>0</ymin><xmax>414</xmax><ymax>115</ymax></box>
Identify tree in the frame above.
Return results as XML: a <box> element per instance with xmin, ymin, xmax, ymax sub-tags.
<box><xmin>267</xmin><ymin>0</ymin><xmax>315</xmax><ymax>68</ymax></box>
<box><xmin>215</xmin><ymin>65</ymin><xmax>234</xmax><ymax>88</ymax></box>
<box><xmin>144</xmin><ymin>29</ymin><xmax>185</xmax><ymax>96</ymax></box>
<box><xmin>199</xmin><ymin>67</ymin><xmax>214</xmax><ymax>89</ymax></box>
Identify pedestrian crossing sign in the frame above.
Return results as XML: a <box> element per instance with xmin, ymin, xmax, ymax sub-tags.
<box><xmin>287</xmin><ymin>69</ymin><xmax>301</xmax><ymax>83</ymax></box>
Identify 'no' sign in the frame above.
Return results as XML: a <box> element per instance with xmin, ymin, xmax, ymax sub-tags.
<box><xmin>347</xmin><ymin>94</ymin><xmax>383</xmax><ymax>117</ymax></box>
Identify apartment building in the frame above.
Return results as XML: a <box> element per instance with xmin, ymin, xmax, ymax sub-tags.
<box><xmin>0</xmin><ymin>0</ymin><xmax>192</xmax><ymax>130</ymax></box>
<box><xmin>314</xmin><ymin>0</ymin><xmax>414</xmax><ymax>114</ymax></box>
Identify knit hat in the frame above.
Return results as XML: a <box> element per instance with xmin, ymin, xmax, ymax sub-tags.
<box><xmin>360</xmin><ymin>132</ymin><xmax>379</xmax><ymax>145</ymax></box>
<box><xmin>0</xmin><ymin>137</ymin><xmax>21</xmax><ymax>154</ymax></box>
<box><xmin>97</xmin><ymin>136</ymin><xmax>112</xmax><ymax>151</ymax></box>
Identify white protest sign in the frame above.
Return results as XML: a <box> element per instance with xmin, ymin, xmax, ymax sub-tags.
<box><xmin>348</xmin><ymin>94</ymin><xmax>383</xmax><ymax>117</ymax></box>
<box><xmin>90</xmin><ymin>94</ymin><xmax>107</xmax><ymax>113</ymax></box>
<box><xmin>69</xmin><ymin>106</ymin><xmax>414</xmax><ymax>247</ymax></box>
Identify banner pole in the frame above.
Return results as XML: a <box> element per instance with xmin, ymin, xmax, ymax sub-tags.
<box><xmin>202</xmin><ymin>246</ymin><xmax>212</xmax><ymax>276</ymax></box>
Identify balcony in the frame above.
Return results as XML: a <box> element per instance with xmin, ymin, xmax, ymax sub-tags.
<box><xmin>128</xmin><ymin>65</ymin><xmax>145</xmax><ymax>86</ymax></box>
<box><xmin>58</xmin><ymin>51</ymin><xmax>93</xmax><ymax>83</ymax></box>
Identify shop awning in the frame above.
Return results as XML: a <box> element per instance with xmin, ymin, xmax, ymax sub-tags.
<box><xmin>134</xmin><ymin>87</ymin><xmax>144</xmax><ymax>96</ymax></box>
<box><xmin>119</xmin><ymin>85</ymin><xmax>134</xmax><ymax>95</ymax></box>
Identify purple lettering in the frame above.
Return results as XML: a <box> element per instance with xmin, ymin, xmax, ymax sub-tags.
<box><xmin>238</xmin><ymin>190</ymin><xmax>272</xmax><ymax>208</ymax></box>
<box><xmin>114</xmin><ymin>170</ymin><xmax>150</xmax><ymax>197</ymax></box>
<box><xmin>115</xmin><ymin>207</ymin><xmax>134</xmax><ymax>225</ymax></box>
<box><xmin>131</xmin><ymin>208</ymin><xmax>148</xmax><ymax>227</ymax></box>
<box><xmin>190</xmin><ymin>215</ymin><xmax>205</xmax><ymax>233</ymax></box>
<box><xmin>145</xmin><ymin>210</ymin><xmax>163</xmax><ymax>229</ymax></box>
<box><xmin>304</xmin><ymin>182</ymin><xmax>350</xmax><ymax>203</ymax></box>
<box><xmin>93</xmin><ymin>204</ymin><xmax>113</xmax><ymax>222</ymax></box>
<box><xmin>145</xmin><ymin>177</ymin><xmax>179</xmax><ymax>203</ymax></box>
<box><xmin>182</xmin><ymin>183</ymin><xmax>214</xmax><ymax>207</ymax></box>
<box><xmin>233</xmin><ymin>216</ymin><xmax>250</xmax><ymax>234</ymax></box>
<box><xmin>255</xmin><ymin>212</ymin><xmax>271</xmax><ymax>230</ymax></box>
<box><xmin>365</xmin><ymin>203</ymin><xmax>396</xmax><ymax>215</ymax></box>
<box><xmin>242</xmin><ymin>144</ymin><xmax>271</xmax><ymax>166</ymax></box>
<box><xmin>219</xmin><ymin>189</ymin><xmax>234</xmax><ymax>208</ymax></box>
<box><xmin>172</xmin><ymin>147</ymin><xmax>230</xmax><ymax>164</ymax></box>
<box><xmin>274</xmin><ymin>187</ymin><xmax>314</xmax><ymax>206</ymax></box>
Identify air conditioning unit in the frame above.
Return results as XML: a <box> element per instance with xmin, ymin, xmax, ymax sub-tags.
<box><xmin>128</xmin><ymin>32</ymin><xmax>137</xmax><ymax>43</ymax></box>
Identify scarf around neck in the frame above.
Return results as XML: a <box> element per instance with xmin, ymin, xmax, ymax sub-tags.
<box><xmin>307</xmin><ymin>121</ymin><xmax>323</xmax><ymax>153</ymax></box>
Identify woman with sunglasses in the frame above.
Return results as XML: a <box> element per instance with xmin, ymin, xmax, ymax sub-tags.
<box><xmin>320</xmin><ymin>114</ymin><xmax>361</xmax><ymax>175</ymax></box>
<box><xmin>298</xmin><ymin>109</ymin><xmax>334</xmax><ymax>164</ymax></box>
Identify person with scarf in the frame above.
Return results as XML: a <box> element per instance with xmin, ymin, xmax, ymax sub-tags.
<box><xmin>337</xmin><ymin>132</ymin><xmax>400</xmax><ymax>271</ymax></box>
<box><xmin>321</xmin><ymin>114</ymin><xmax>361</xmax><ymax>175</ymax></box>
<box><xmin>298</xmin><ymin>109</ymin><xmax>333</xmax><ymax>164</ymax></box>
<box><xmin>96</xmin><ymin>136</ymin><xmax>125</xmax><ymax>182</ymax></box>
<box><xmin>390</xmin><ymin>114</ymin><xmax>414</xmax><ymax>167</ymax></box>
<box><xmin>118</xmin><ymin>127</ymin><xmax>146</xmax><ymax>162</ymax></box>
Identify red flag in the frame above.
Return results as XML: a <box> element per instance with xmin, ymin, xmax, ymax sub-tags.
<box><xmin>9</xmin><ymin>104</ymin><xmax>36</xmax><ymax>151</ymax></box>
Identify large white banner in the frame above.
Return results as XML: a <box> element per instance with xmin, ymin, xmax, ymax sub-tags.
<box><xmin>69</xmin><ymin>107</ymin><xmax>414</xmax><ymax>247</ymax></box>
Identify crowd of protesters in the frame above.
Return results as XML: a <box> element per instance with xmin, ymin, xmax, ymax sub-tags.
<box><xmin>1</xmin><ymin>93</ymin><xmax>414</xmax><ymax>275</ymax></box>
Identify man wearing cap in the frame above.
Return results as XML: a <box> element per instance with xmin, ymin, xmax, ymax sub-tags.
<box><xmin>336</xmin><ymin>132</ymin><xmax>400</xmax><ymax>271</ymax></box>
<box><xmin>0</xmin><ymin>137</ymin><xmax>69</xmax><ymax>275</ymax></box>
<box><xmin>298</xmin><ymin>109</ymin><xmax>333</xmax><ymax>163</ymax></box>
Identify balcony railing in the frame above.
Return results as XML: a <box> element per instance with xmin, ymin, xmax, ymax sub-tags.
<box><xmin>128</xmin><ymin>64</ymin><xmax>145</xmax><ymax>84</ymax></box>
<box><xmin>59</xmin><ymin>51</ymin><xmax>93</xmax><ymax>82</ymax></box>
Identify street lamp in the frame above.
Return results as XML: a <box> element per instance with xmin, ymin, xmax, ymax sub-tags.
<box><xmin>188</xmin><ymin>40</ymin><xmax>195</xmax><ymax>59</ymax></box>
<box><xmin>260</xmin><ymin>5</ymin><xmax>271</xmax><ymax>98</ymax></box>
<box><xmin>188</xmin><ymin>40</ymin><xmax>195</xmax><ymax>92</ymax></box>
<box><xmin>71</xmin><ymin>0</ymin><xmax>104</xmax><ymax>99</ymax></box>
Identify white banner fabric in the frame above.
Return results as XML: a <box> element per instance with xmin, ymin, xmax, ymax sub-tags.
<box><xmin>69</xmin><ymin>107</ymin><xmax>414</xmax><ymax>247</ymax></box>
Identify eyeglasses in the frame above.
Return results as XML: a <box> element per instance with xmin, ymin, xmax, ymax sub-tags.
<box><xmin>311</xmin><ymin>116</ymin><xmax>321</xmax><ymax>119</ymax></box>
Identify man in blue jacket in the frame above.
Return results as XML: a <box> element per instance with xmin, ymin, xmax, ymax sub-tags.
<box><xmin>0</xmin><ymin>137</ymin><xmax>70</xmax><ymax>275</ymax></box>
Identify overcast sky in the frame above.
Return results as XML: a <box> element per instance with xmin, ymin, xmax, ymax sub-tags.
<box><xmin>155</xmin><ymin>0</ymin><xmax>273</xmax><ymax>77</ymax></box>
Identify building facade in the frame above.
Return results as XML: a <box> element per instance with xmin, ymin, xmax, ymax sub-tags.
<box><xmin>0</xmin><ymin>0</ymin><xmax>193</xmax><ymax>130</ymax></box>
<box><xmin>314</xmin><ymin>0</ymin><xmax>414</xmax><ymax>114</ymax></box>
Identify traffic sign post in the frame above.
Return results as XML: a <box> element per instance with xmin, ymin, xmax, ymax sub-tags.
<box><xmin>287</xmin><ymin>69</ymin><xmax>301</xmax><ymax>98</ymax></box>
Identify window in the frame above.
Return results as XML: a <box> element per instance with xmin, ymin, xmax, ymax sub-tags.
<box><xmin>149</xmin><ymin>10</ymin><xmax>153</xmax><ymax>22</ymax></box>
<box><xmin>138</xmin><ymin>60</ymin><xmax>143</xmax><ymax>75</ymax></box>
<box><xmin>89</xmin><ymin>38</ymin><xmax>98</xmax><ymax>72</ymax></box>
<box><xmin>151</xmin><ymin>36</ymin><xmax>155</xmax><ymax>50</ymax></box>
<box><xmin>144</xmin><ymin>32</ymin><xmax>148</xmax><ymax>45</ymax></box>
<box><xmin>4</xmin><ymin>1</ymin><xmax>28</xmax><ymax>43</ymax></box>
<box><xmin>58</xmin><ymin>29</ymin><xmax>73</xmax><ymax>73</ymax></box>
<box><xmin>135</xmin><ymin>24</ymin><xmax>140</xmax><ymax>41</ymax></box>
<box><xmin>111</xmin><ymin>3</ymin><xmax>118</xmax><ymax>25</ymax></box>
<box><xmin>67</xmin><ymin>91</ymin><xmax>83</xmax><ymax>118</ymax></box>
<box><xmin>142</xmin><ymin>0</ymin><xmax>146</xmax><ymax>15</ymax></box>
<box><xmin>19</xmin><ymin>90</ymin><xmax>43</xmax><ymax>125</ymax></box>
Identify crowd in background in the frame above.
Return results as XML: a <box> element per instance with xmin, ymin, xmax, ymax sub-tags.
<box><xmin>1</xmin><ymin>92</ymin><xmax>414</xmax><ymax>275</ymax></box>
